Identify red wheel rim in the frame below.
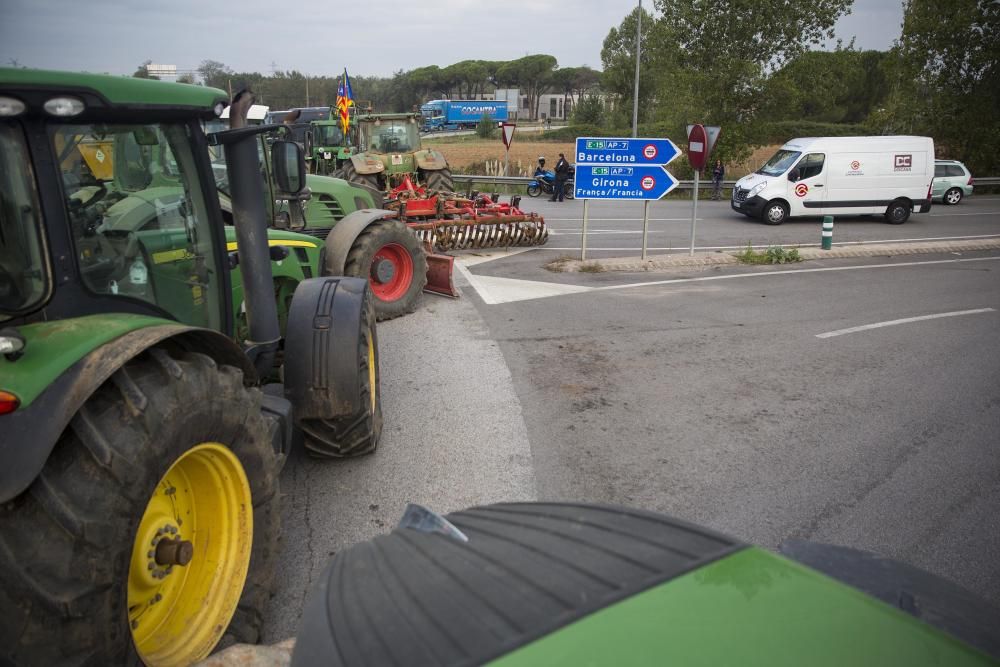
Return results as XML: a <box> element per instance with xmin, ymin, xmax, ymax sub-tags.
<box><xmin>369</xmin><ymin>242</ymin><xmax>414</xmax><ymax>301</ymax></box>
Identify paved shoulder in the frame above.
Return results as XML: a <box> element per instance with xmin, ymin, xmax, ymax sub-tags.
<box><xmin>262</xmin><ymin>291</ymin><xmax>537</xmax><ymax>641</ymax></box>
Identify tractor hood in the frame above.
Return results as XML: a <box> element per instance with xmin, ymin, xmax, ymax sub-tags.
<box><xmin>414</xmin><ymin>148</ymin><xmax>448</xmax><ymax>171</ymax></box>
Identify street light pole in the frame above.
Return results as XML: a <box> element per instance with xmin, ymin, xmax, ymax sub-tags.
<box><xmin>632</xmin><ymin>0</ymin><xmax>642</xmax><ymax>138</ymax></box>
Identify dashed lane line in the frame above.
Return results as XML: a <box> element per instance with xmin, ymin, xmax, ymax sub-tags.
<box><xmin>816</xmin><ymin>308</ymin><xmax>996</xmax><ymax>339</ymax></box>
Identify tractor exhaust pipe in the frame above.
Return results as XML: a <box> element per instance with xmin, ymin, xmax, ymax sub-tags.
<box><xmin>220</xmin><ymin>90</ymin><xmax>280</xmax><ymax>376</ymax></box>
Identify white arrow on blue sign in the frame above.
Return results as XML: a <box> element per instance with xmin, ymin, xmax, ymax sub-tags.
<box><xmin>575</xmin><ymin>137</ymin><xmax>680</xmax><ymax>167</ymax></box>
<box><xmin>573</xmin><ymin>164</ymin><xmax>679</xmax><ymax>201</ymax></box>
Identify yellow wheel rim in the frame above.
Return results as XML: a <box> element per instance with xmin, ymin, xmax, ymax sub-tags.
<box><xmin>128</xmin><ymin>443</ymin><xmax>253</xmax><ymax>666</ymax></box>
<box><xmin>367</xmin><ymin>328</ymin><xmax>377</xmax><ymax>415</ymax></box>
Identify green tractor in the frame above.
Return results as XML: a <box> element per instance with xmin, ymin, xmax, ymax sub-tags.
<box><xmin>292</xmin><ymin>502</ymin><xmax>1000</xmax><ymax>666</ymax></box>
<box><xmin>308</xmin><ymin>118</ymin><xmax>353</xmax><ymax>177</ymax></box>
<box><xmin>340</xmin><ymin>111</ymin><xmax>454</xmax><ymax>194</ymax></box>
<box><xmin>213</xmin><ymin>106</ymin><xmax>438</xmax><ymax>321</ymax></box>
<box><xmin>0</xmin><ymin>69</ymin><xmax>381</xmax><ymax>665</ymax></box>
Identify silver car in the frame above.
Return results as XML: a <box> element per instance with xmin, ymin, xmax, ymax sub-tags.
<box><xmin>932</xmin><ymin>159</ymin><xmax>974</xmax><ymax>205</ymax></box>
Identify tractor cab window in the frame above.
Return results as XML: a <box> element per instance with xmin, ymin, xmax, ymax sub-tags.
<box><xmin>0</xmin><ymin>123</ymin><xmax>49</xmax><ymax>321</ymax></box>
<box><xmin>314</xmin><ymin>123</ymin><xmax>344</xmax><ymax>147</ymax></box>
<box><xmin>52</xmin><ymin>123</ymin><xmax>223</xmax><ymax>330</ymax></box>
<box><xmin>367</xmin><ymin>120</ymin><xmax>419</xmax><ymax>153</ymax></box>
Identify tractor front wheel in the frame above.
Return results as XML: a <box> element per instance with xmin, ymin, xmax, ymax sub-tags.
<box><xmin>424</xmin><ymin>168</ymin><xmax>454</xmax><ymax>194</ymax></box>
<box><xmin>342</xmin><ymin>161</ymin><xmax>381</xmax><ymax>192</ymax></box>
<box><xmin>0</xmin><ymin>348</ymin><xmax>281</xmax><ymax>666</ymax></box>
<box><xmin>344</xmin><ymin>219</ymin><xmax>428</xmax><ymax>321</ymax></box>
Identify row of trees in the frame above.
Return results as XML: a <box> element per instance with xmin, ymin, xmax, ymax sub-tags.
<box><xmin>182</xmin><ymin>57</ymin><xmax>601</xmax><ymax>121</ymax></box>
<box><xmin>596</xmin><ymin>0</ymin><xmax>998</xmax><ymax>173</ymax></box>
<box><xmin>134</xmin><ymin>0</ymin><xmax>996</xmax><ymax>172</ymax></box>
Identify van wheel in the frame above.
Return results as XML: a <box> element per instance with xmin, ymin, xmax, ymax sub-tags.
<box><xmin>884</xmin><ymin>200</ymin><xmax>911</xmax><ymax>224</ymax></box>
<box><xmin>762</xmin><ymin>201</ymin><xmax>788</xmax><ymax>225</ymax></box>
<box><xmin>944</xmin><ymin>188</ymin><xmax>963</xmax><ymax>205</ymax></box>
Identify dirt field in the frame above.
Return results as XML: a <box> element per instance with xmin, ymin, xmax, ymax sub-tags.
<box><xmin>423</xmin><ymin>137</ymin><xmax>576</xmax><ymax>177</ymax></box>
<box><xmin>424</xmin><ymin>136</ymin><xmax>783</xmax><ymax>178</ymax></box>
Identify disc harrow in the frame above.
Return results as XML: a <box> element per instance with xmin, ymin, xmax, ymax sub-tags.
<box><xmin>383</xmin><ymin>177</ymin><xmax>549</xmax><ymax>252</ymax></box>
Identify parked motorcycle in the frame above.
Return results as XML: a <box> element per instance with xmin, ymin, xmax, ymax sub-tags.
<box><xmin>527</xmin><ymin>170</ymin><xmax>575</xmax><ymax>200</ymax></box>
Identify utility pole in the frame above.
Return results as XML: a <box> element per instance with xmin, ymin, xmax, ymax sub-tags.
<box><xmin>632</xmin><ymin>0</ymin><xmax>642</xmax><ymax>138</ymax></box>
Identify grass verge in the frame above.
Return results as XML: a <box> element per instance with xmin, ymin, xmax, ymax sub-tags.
<box><xmin>544</xmin><ymin>256</ymin><xmax>574</xmax><ymax>272</ymax></box>
<box><xmin>735</xmin><ymin>243</ymin><xmax>802</xmax><ymax>264</ymax></box>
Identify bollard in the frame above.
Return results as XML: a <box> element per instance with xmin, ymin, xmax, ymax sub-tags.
<box><xmin>821</xmin><ymin>215</ymin><xmax>834</xmax><ymax>250</ymax></box>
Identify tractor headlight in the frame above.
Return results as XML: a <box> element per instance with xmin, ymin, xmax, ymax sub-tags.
<box><xmin>43</xmin><ymin>96</ymin><xmax>85</xmax><ymax>117</ymax></box>
<box><xmin>213</xmin><ymin>101</ymin><xmax>226</xmax><ymax>117</ymax></box>
<box><xmin>0</xmin><ymin>96</ymin><xmax>26</xmax><ymax>117</ymax></box>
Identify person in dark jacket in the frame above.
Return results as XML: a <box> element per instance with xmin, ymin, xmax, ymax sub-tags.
<box><xmin>552</xmin><ymin>153</ymin><xmax>570</xmax><ymax>202</ymax></box>
<box><xmin>711</xmin><ymin>159</ymin><xmax>725</xmax><ymax>200</ymax></box>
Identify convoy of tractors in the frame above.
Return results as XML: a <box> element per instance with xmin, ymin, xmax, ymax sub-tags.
<box><xmin>2</xmin><ymin>68</ymin><xmax>999</xmax><ymax>667</ymax></box>
<box><xmin>0</xmin><ymin>67</ymin><xmax>549</xmax><ymax>665</ymax></box>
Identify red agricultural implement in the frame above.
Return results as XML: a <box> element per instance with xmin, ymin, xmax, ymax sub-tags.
<box><xmin>318</xmin><ymin>176</ymin><xmax>548</xmax><ymax>314</ymax></box>
<box><xmin>387</xmin><ymin>176</ymin><xmax>549</xmax><ymax>252</ymax></box>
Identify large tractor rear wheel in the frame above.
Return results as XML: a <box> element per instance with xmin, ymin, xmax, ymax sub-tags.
<box><xmin>344</xmin><ymin>219</ymin><xmax>428</xmax><ymax>321</ymax></box>
<box><xmin>298</xmin><ymin>285</ymin><xmax>383</xmax><ymax>458</ymax></box>
<box><xmin>425</xmin><ymin>167</ymin><xmax>454</xmax><ymax>194</ymax></box>
<box><xmin>342</xmin><ymin>161</ymin><xmax>380</xmax><ymax>192</ymax></box>
<box><xmin>0</xmin><ymin>348</ymin><xmax>281</xmax><ymax>666</ymax></box>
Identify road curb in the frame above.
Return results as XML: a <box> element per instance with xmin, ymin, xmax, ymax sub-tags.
<box><xmin>564</xmin><ymin>239</ymin><xmax>1000</xmax><ymax>273</ymax></box>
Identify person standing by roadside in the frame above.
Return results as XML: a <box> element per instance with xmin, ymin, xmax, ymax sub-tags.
<box><xmin>552</xmin><ymin>153</ymin><xmax>570</xmax><ymax>202</ymax></box>
<box><xmin>711</xmin><ymin>159</ymin><xmax>725</xmax><ymax>200</ymax></box>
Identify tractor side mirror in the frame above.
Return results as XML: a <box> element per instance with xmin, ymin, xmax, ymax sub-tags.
<box><xmin>271</xmin><ymin>140</ymin><xmax>306</xmax><ymax>194</ymax></box>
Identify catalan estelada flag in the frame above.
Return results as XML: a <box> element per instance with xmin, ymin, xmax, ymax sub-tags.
<box><xmin>336</xmin><ymin>69</ymin><xmax>354</xmax><ymax>135</ymax></box>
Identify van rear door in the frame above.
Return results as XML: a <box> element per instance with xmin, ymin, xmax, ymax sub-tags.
<box><xmin>788</xmin><ymin>152</ymin><xmax>827</xmax><ymax>216</ymax></box>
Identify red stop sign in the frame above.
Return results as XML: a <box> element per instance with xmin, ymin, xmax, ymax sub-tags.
<box><xmin>687</xmin><ymin>124</ymin><xmax>708</xmax><ymax>171</ymax></box>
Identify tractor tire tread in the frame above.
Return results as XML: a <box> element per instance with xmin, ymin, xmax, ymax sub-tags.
<box><xmin>344</xmin><ymin>219</ymin><xmax>427</xmax><ymax>321</ymax></box>
<box><xmin>0</xmin><ymin>348</ymin><xmax>281</xmax><ymax>665</ymax></box>
<box><xmin>342</xmin><ymin>161</ymin><xmax>380</xmax><ymax>192</ymax></box>
<box><xmin>425</xmin><ymin>168</ymin><xmax>454</xmax><ymax>194</ymax></box>
<box><xmin>297</xmin><ymin>289</ymin><xmax>383</xmax><ymax>459</ymax></box>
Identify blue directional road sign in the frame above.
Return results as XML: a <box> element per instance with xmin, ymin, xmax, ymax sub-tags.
<box><xmin>575</xmin><ymin>137</ymin><xmax>680</xmax><ymax>166</ymax></box>
<box><xmin>573</xmin><ymin>164</ymin><xmax>679</xmax><ymax>201</ymax></box>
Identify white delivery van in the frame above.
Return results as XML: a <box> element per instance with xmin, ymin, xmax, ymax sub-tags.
<box><xmin>731</xmin><ymin>136</ymin><xmax>935</xmax><ymax>224</ymax></box>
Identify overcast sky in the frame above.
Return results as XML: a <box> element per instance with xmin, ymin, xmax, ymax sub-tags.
<box><xmin>1</xmin><ymin>0</ymin><xmax>905</xmax><ymax>78</ymax></box>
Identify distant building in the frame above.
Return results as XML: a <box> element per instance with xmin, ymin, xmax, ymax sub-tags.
<box><xmin>494</xmin><ymin>88</ymin><xmax>583</xmax><ymax>122</ymax></box>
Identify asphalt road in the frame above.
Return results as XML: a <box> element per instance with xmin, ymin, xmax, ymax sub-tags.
<box><xmin>261</xmin><ymin>196</ymin><xmax>1000</xmax><ymax>641</ymax></box>
<box><xmin>518</xmin><ymin>192</ymin><xmax>1000</xmax><ymax>258</ymax></box>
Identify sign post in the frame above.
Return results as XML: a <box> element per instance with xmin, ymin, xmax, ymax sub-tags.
<box><xmin>686</xmin><ymin>124</ymin><xmax>709</xmax><ymax>256</ymax></box>
<box><xmin>574</xmin><ymin>137</ymin><xmax>680</xmax><ymax>261</ymax></box>
<box><xmin>500</xmin><ymin>122</ymin><xmax>516</xmax><ymax>177</ymax></box>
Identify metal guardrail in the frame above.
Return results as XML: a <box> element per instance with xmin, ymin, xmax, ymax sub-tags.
<box><xmin>453</xmin><ymin>175</ymin><xmax>741</xmax><ymax>190</ymax></box>
<box><xmin>454</xmin><ymin>174</ymin><xmax>1000</xmax><ymax>189</ymax></box>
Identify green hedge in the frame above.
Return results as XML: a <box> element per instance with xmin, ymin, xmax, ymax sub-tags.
<box><xmin>754</xmin><ymin>121</ymin><xmax>868</xmax><ymax>144</ymax></box>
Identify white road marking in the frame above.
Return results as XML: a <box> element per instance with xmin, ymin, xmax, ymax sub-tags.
<box><xmin>454</xmin><ymin>262</ymin><xmax>591</xmax><ymax>305</ymax></box>
<box><xmin>928</xmin><ymin>211</ymin><xmax>1000</xmax><ymax>217</ymax></box>
<box><xmin>546</xmin><ymin>218</ymin><xmax>693</xmax><ymax>223</ymax></box>
<box><xmin>457</xmin><ymin>256</ymin><xmax>1000</xmax><ymax>305</ymax></box>
<box><xmin>455</xmin><ymin>248</ymin><xmax>536</xmax><ymax>267</ymax></box>
<box><xmin>593</xmin><ymin>257</ymin><xmax>1000</xmax><ymax>293</ymax></box>
<box><xmin>816</xmin><ymin>308</ymin><xmax>996</xmax><ymax>339</ymax></box>
<box><xmin>531</xmin><ymin>233</ymin><xmax>1000</xmax><ymax>253</ymax></box>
